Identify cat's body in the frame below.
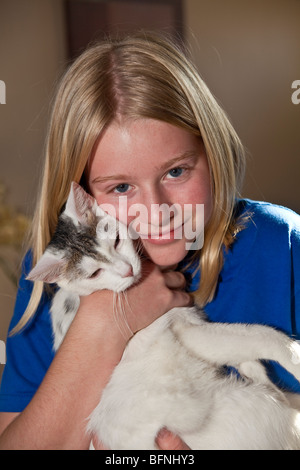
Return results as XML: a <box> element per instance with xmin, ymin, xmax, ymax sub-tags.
<box><xmin>28</xmin><ymin>183</ymin><xmax>300</xmax><ymax>450</ymax></box>
<box><xmin>88</xmin><ymin>307</ymin><xmax>300</xmax><ymax>450</ymax></box>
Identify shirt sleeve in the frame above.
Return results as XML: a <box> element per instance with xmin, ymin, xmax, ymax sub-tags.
<box><xmin>0</xmin><ymin>252</ymin><xmax>54</xmax><ymax>412</ymax></box>
<box><xmin>291</xmin><ymin>225</ymin><xmax>300</xmax><ymax>337</ymax></box>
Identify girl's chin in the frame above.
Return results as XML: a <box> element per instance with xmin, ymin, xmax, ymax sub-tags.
<box><xmin>141</xmin><ymin>239</ymin><xmax>189</xmax><ymax>268</ymax></box>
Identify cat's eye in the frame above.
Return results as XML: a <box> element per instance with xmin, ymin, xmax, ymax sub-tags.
<box><xmin>89</xmin><ymin>268</ymin><xmax>101</xmax><ymax>279</ymax></box>
<box><xmin>114</xmin><ymin>233</ymin><xmax>120</xmax><ymax>249</ymax></box>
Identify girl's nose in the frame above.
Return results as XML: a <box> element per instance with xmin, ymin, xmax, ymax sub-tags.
<box><xmin>150</xmin><ymin>203</ymin><xmax>176</xmax><ymax>227</ymax></box>
<box><xmin>142</xmin><ymin>187</ymin><xmax>174</xmax><ymax>227</ymax></box>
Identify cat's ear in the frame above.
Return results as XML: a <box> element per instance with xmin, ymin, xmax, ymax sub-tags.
<box><xmin>65</xmin><ymin>182</ymin><xmax>97</xmax><ymax>224</ymax></box>
<box><xmin>26</xmin><ymin>251</ymin><xmax>66</xmax><ymax>284</ymax></box>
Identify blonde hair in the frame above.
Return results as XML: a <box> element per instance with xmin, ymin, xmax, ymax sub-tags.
<box><xmin>12</xmin><ymin>31</ymin><xmax>245</xmax><ymax>334</ymax></box>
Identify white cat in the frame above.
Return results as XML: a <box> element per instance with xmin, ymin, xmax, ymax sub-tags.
<box><xmin>28</xmin><ymin>182</ymin><xmax>300</xmax><ymax>449</ymax></box>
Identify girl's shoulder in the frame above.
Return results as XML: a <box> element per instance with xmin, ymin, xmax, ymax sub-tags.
<box><xmin>0</xmin><ymin>252</ymin><xmax>54</xmax><ymax>412</ymax></box>
<box><xmin>180</xmin><ymin>199</ymin><xmax>299</xmax><ymax>291</ymax></box>
<box><xmin>236</xmin><ymin>198</ymin><xmax>300</xmax><ymax>228</ymax></box>
<box><xmin>235</xmin><ymin>198</ymin><xmax>300</xmax><ymax>245</ymax></box>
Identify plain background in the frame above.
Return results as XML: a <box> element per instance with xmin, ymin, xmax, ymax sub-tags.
<box><xmin>0</xmin><ymin>0</ymin><xmax>299</xmax><ymax>380</ymax></box>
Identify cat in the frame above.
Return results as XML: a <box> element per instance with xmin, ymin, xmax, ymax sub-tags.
<box><xmin>27</xmin><ymin>182</ymin><xmax>300</xmax><ymax>450</ymax></box>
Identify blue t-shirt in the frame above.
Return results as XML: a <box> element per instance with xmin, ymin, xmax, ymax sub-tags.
<box><xmin>0</xmin><ymin>199</ymin><xmax>300</xmax><ymax>412</ymax></box>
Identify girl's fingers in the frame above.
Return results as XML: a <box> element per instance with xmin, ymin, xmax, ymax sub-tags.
<box><xmin>156</xmin><ymin>428</ymin><xmax>191</xmax><ymax>450</ymax></box>
<box><xmin>163</xmin><ymin>271</ymin><xmax>186</xmax><ymax>289</ymax></box>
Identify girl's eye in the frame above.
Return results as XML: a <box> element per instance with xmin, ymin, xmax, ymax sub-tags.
<box><xmin>167</xmin><ymin>167</ymin><xmax>184</xmax><ymax>178</ymax></box>
<box><xmin>113</xmin><ymin>183</ymin><xmax>130</xmax><ymax>194</ymax></box>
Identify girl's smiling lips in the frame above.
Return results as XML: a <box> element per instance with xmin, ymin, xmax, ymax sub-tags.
<box><xmin>137</xmin><ymin>223</ymin><xmax>186</xmax><ymax>244</ymax></box>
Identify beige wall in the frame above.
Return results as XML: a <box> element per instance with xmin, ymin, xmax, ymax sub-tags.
<box><xmin>0</xmin><ymin>0</ymin><xmax>67</xmax><ymax>377</ymax></box>
<box><xmin>0</xmin><ymin>0</ymin><xmax>299</xmax><ymax>378</ymax></box>
<box><xmin>184</xmin><ymin>0</ymin><xmax>300</xmax><ymax>211</ymax></box>
<box><xmin>0</xmin><ymin>0</ymin><xmax>67</xmax><ymax>213</ymax></box>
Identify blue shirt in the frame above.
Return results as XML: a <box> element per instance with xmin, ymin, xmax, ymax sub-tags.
<box><xmin>0</xmin><ymin>199</ymin><xmax>300</xmax><ymax>412</ymax></box>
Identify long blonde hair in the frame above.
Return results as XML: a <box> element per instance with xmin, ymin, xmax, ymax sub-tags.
<box><xmin>12</xmin><ymin>32</ymin><xmax>245</xmax><ymax>334</ymax></box>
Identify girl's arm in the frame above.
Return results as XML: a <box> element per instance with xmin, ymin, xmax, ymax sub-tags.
<box><xmin>0</xmin><ymin>301</ymin><xmax>125</xmax><ymax>449</ymax></box>
<box><xmin>0</xmin><ymin>263</ymin><xmax>190</xmax><ymax>449</ymax></box>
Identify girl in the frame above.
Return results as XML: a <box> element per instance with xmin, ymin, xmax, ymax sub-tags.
<box><xmin>0</xmin><ymin>32</ymin><xmax>299</xmax><ymax>450</ymax></box>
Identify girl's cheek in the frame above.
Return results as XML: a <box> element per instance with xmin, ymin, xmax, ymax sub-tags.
<box><xmin>98</xmin><ymin>196</ymin><xmax>135</xmax><ymax>227</ymax></box>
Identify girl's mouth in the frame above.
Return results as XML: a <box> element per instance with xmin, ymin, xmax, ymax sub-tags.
<box><xmin>139</xmin><ymin>224</ymin><xmax>185</xmax><ymax>244</ymax></box>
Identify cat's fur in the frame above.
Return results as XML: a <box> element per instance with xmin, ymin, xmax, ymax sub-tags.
<box><xmin>28</xmin><ymin>182</ymin><xmax>300</xmax><ymax>449</ymax></box>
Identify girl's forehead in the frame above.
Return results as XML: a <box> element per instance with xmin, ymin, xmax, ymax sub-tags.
<box><xmin>87</xmin><ymin>118</ymin><xmax>202</xmax><ymax>178</ymax></box>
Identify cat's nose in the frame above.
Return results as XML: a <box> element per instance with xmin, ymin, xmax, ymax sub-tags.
<box><xmin>125</xmin><ymin>266</ymin><xmax>133</xmax><ymax>277</ymax></box>
<box><xmin>124</xmin><ymin>266</ymin><xmax>133</xmax><ymax>278</ymax></box>
<box><xmin>117</xmin><ymin>261</ymin><xmax>134</xmax><ymax>278</ymax></box>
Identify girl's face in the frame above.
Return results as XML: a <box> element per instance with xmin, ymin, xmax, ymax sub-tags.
<box><xmin>87</xmin><ymin>119</ymin><xmax>212</xmax><ymax>268</ymax></box>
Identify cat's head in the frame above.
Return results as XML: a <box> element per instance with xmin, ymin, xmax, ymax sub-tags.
<box><xmin>27</xmin><ymin>182</ymin><xmax>141</xmax><ymax>295</ymax></box>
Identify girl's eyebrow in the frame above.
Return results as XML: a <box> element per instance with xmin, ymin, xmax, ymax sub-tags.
<box><xmin>156</xmin><ymin>151</ymin><xmax>198</xmax><ymax>172</ymax></box>
<box><xmin>92</xmin><ymin>173</ymin><xmax>129</xmax><ymax>184</ymax></box>
<box><xmin>92</xmin><ymin>151</ymin><xmax>198</xmax><ymax>184</ymax></box>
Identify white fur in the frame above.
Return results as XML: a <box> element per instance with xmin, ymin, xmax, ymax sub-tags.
<box><xmin>87</xmin><ymin>307</ymin><xmax>300</xmax><ymax>449</ymax></box>
<box><xmin>28</xmin><ymin>183</ymin><xmax>300</xmax><ymax>449</ymax></box>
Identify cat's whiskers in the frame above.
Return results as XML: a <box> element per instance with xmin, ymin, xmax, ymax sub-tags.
<box><xmin>113</xmin><ymin>291</ymin><xmax>134</xmax><ymax>341</ymax></box>
<box><xmin>135</xmin><ymin>238</ymin><xmax>145</xmax><ymax>257</ymax></box>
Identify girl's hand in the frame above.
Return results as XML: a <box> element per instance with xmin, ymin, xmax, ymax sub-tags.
<box><xmin>125</xmin><ymin>260</ymin><xmax>192</xmax><ymax>334</ymax></box>
<box><xmin>92</xmin><ymin>428</ymin><xmax>191</xmax><ymax>450</ymax></box>
<box><xmin>156</xmin><ymin>428</ymin><xmax>191</xmax><ymax>450</ymax></box>
<box><xmin>78</xmin><ymin>259</ymin><xmax>192</xmax><ymax>343</ymax></box>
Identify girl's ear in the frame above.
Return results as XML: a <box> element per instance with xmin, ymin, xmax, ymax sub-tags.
<box><xmin>26</xmin><ymin>251</ymin><xmax>66</xmax><ymax>284</ymax></box>
<box><xmin>64</xmin><ymin>182</ymin><xmax>97</xmax><ymax>224</ymax></box>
